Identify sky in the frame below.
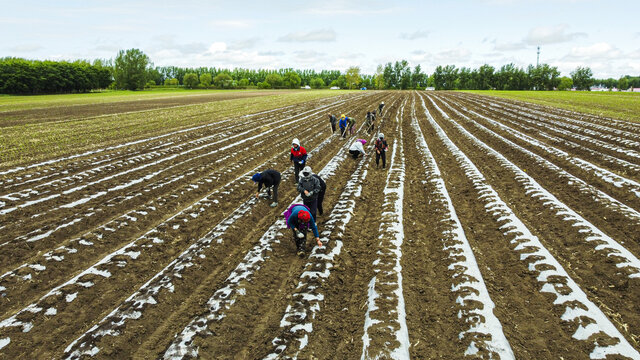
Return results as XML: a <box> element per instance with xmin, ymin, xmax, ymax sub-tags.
<box><xmin>2</xmin><ymin>0</ymin><xmax>639</xmax><ymax>79</ymax></box>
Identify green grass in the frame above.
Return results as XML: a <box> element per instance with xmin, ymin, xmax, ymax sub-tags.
<box><xmin>463</xmin><ymin>90</ymin><xmax>640</xmax><ymax>123</ymax></box>
<box><xmin>0</xmin><ymin>88</ymin><xmax>297</xmax><ymax>112</ymax></box>
<box><xmin>0</xmin><ymin>90</ymin><xmax>355</xmax><ymax>169</ymax></box>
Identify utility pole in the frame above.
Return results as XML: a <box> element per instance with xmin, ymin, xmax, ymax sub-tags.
<box><xmin>536</xmin><ymin>46</ymin><xmax>540</xmax><ymax>67</ymax></box>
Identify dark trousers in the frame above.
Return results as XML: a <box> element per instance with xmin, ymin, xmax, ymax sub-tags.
<box><xmin>340</xmin><ymin>126</ymin><xmax>346</xmax><ymax>138</ymax></box>
<box><xmin>349</xmin><ymin>149</ymin><xmax>360</xmax><ymax>159</ymax></box>
<box><xmin>331</xmin><ymin>122</ymin><xmax>336</xmax><ymax>133</ymax></box>
<box><xmin>266</xmin><ymin>184</ymin><xmax>278</xmax><ymax>203</ymax></box>
<box><xmin>376</xmin><ymin>151</ymin><xmax>386</xmax><ymax>168</ymax></box>
<box><xmin>317</xmin><ymin>189</ymin><xmax>325</xmax><ymax>215</ymax></box>
<box><xmin>292</xmin><ymin>228</ymin><xmax>307</xmax><ymax>251</ymax></box>
<box><xmin>303</xmin><ymin>198</ymin><xmax>318</xmax><ymax>220</ymax></box>
<box><xmin>293</xmin><ymin>161</ymin><xmax>304</xmax><ymax>183</ymax></box>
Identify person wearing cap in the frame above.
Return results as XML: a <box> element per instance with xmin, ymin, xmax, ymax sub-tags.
<box><xmin>251</xmin><ymin>169</ymin><xmax>281</xmax><ymax>207</ymax></box>
<box><xmin>349</xmin><ymin>139</ymin><xmax>368</xmax><ymax>159</ymax></box>
<box><xmin>290</xmin><ymin>138</ymin><xmax>307</xmax><ymax>184</ymax></box>
<box><xmin>338</xmin><ymin>114</ymin><xmax>348</xmax><ymax>138</ymax></box>
<box><xmin>374</xmin><ymin>133</ymin><xmax>389</xmax><ymax>169</ymax></box>
<box><xmin>297</xmin><ymin>166</ymin><xmax>322</xmax><ymax>219</ymax></box>
<box><xmin>286</xmin><ymin>204</ymin><xmax>322</xmax><ymax>256</ymax></box>
<box><xmin>378</xmin><ymin>101</ymin><xmax>385</xmax><ymax>115</ymax></box>
<box><xmin>328</xmin><ymin>113</ymin><xmax>337</xmax><ymax>133</ymax></box>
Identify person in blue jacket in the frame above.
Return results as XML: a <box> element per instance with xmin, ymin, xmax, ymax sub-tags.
<box><xmin>339</xmin><ymin>114</ymin><xmax>348</xmax><ymax>138</ymax></box>
<box><xmin>285</xmin><ymin>204</ymin><xmax>322</xmax><ymax>256</ymax></box>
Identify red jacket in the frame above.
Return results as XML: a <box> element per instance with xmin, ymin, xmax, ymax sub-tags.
<box><xmin>290</xmin><ymin>146</ymin><xmax>307</xmax><ymax>163</ymax></box>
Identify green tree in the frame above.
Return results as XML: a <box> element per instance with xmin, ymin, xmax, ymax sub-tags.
<box><xmin>238</xmin><ymin>78</ymin><xmax>250</xmax><ymax>88</ymax></box>
<box><xmin>265</xmin><ymin>73</ymin><xmax>284</xmax><ymax>88</ymax></box>
<box><xmin>183</xmin><ymin>73</ymin><xmax>199</xmax><ymax>89</ymax></box>
<box><xmin>375</xmin><ymin>64</ymin><xmax>385</xmax><ymax>89</ymax></box>
<box><xmin>345</xmin><ymin>66</ymin><xmax>362</xmax><ymax>89</ymax></box>
<box><xmin>213</xmin><ymin>73</ymin><xmax>233</xmax><ymax>88</ymax></box>
<box><xmin>310</xmin><ymin>77</ymin><xmax>324</xmax><ymax>89</ymax></box>
<box><xmin>164</xmin><ymin>78</ymin><xmax>179</xmax><ymax>86</ymax></box>
<box><xmin>199</xmin><ymin>73</ymin><xmax>212</xmax><ymax>87</ymax></box>
<box><xmin>618</xmin><ymin>77</ymin><xmax>629</xmax><ymax>90</ymax></box>
<box><xmin>113</xmin><ymin>48</ymin><xmax>150</xmax><ymax>90</ymax></box>
<box><xmin>571</xmin><ymin>66</ymin><xmax>593</xmax><ymax>90</ymax></box>
<box><xmin>558</xmin><ymin>77</ymin><xmax>573</xmax><ymax>91</ymax></box>
<box><xmin>283</xmin><ymin>71</ymin><xmax>301</xmax><ymax>88</ymax></box>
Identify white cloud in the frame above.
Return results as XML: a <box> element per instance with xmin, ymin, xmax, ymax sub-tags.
<box><xmin>433</xmin><ymin>48</ymin><xmax>471</xmax><ymax>63</ymax></box>
<box><xmin>399</xmin><ymin>30</ymin><xmax>429</xmax><ymax>40</ymax></box>
<box><xmin>258</xmin><ymin>50</ymin><xmax>285</xmax><ymax>56</ymax></box>
<box><xmin>207</xmin><ymin>42</ymin><xmax>227</xmax><ymax>53</ymax></box>
<box><xmin>228</xmin><ymin>38</ymin><xmax>260</xmax><ymax>50</ymax></box>
<box><xmin>525</xmin><ymin>24</ymin><xmax>587</xmax><ymax>45</ymax></box>
<box><xmin>563</xmin><ymin>42</ymin><xmax>621</xmax><ymax>60</ymax></box>
<box><xmin>9</xmin><ymin>44</ymin><xmax>43</xmax><ymax>52</ymax></box>
<box><xmin>278</xmin><ymin>29</ymin><xmax>337</xmax><ymax>42</ymax></box>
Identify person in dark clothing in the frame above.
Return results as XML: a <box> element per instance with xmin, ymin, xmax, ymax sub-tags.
<box><xmin>375</xmin><ymin>133</ymin><xmax>389</xmax><ymax>169</ymax></box>
<box><xmin>328</xmin><ymin>113</ymin><xmax>337</xmax><ymax>133</ymax></box>
<box><xmin>290</xmin><ymin>138</ymin><xmax>307</xmax><ymax>184</ymax></box>
<box><xmin>311</xmin><ymin>173</ymin><xmax>326</xmax><ymax>215</ymax></box>
<box><xmin>285</xmin><ymin>204</ymin><xmax>322</xmax><ymax>256</ymax></box>
<box><xmin>365</xmin><ymin>111</ymin><xmax>375</xmax><ymax>134</ymax></box>
<box><xmin>297</xmin><ymin>166</ymin><xmax>321</xmax><ymax>220</ymax></box>
<box><xmin>378</xmin><ymin>101</ymin><xmax>385</xmax><ymax>115</ymax></box>
<box><xmin>252</xmin><ymin>169</ymin><xmax>281</xmax><ymax>207</ymax></box>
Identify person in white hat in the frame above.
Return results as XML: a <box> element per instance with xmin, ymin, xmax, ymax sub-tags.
<box><xmin>290</xmin><ymin>138</ymin><xmax>307</xmax><ymax>184</ymax></box>
<box><xmin>374</xmin><ymin>133</ymin><xmax>389</xmax><ymax>169</ymax></box>
<box><xmin>297</xmin><ymin>166</ymin><xmax>321</xmax><ymax>219</ymax></box>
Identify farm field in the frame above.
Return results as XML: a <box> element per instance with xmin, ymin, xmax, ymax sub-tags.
<box><xmin>0</xmin><ymin>90</ymin><xmax>351</xmax><ymax>167</ymax></box>
<box><xmin>466</xmin><ymin>90</ymin><xmax>640</xmax><ymax>123</ymax></box>
<box><xmin>1</xmin><ymin>90</ymin><xmax>639</xmax><ymax>359</ymax></box>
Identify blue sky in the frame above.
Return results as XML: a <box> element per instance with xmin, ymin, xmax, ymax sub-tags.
<box><xmin>2</xmin><ymin>0</ymin><xmax>639</xmax><ymax>78</ymax></box>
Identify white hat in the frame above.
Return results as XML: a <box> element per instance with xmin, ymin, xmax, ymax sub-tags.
<box><xmin>292</xmin><ymin>138</ymin><xmax>300</xmax><ymax>146</ymax></box>
<box><xmin>300</xmin><ymin>166</ymin><xmax>312</xmax><ymax>178</ymax></box>
<box><xmin>379</xmin><ymin>133</ymin><xmax>384</xmax><ymax>139</ymax></box>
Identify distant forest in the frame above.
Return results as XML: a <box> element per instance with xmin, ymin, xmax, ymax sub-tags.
<box><xmin>1</xmin><ymin>49</ymin><xmax>638</xmax><ymax>94</ymax></box>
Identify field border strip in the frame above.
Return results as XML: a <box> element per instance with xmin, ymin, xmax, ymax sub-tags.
<box><xmin>420</xmin><ymin>93</ymin><xmax>640</xmax><ymax>359</ymax></box>
<box><xmin>410</xmin><ymin>95</ymin><xmax>514</xmax><ymax>358</ymax></box>
<box><xmin>428</xmin><ymin>94</ymin><xmax>640</xmax><ymax>278</ymax></box>
<box><xmin>361</xmin><ymin>99</ymin><xmax>410</xmax><ymax>360</ymax></box>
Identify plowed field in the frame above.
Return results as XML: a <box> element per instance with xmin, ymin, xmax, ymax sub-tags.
<box><xmin>1</xmin><ymin>91</ymin><xmax>639</xmax><ymax>359</ymax></box>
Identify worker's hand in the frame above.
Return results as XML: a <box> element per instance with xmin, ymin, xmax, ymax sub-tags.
<box><xmin>304</xmin><ymin>190</ymin><xmax>310</xmax><ymax>196</ymax></box>
<box><xmin>316</xmin><ymin>237</ymin><xmax>322</xmax><ymax>248</ymax></box>
<box><xmin>255</xmin><ymin>192</ymin><xmax>259</xmax><ymax>199</ymax></box>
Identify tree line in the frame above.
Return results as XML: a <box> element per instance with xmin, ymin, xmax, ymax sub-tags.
<box><xmin>0</xmin><ymin>57</ymin><xmax>112</xmax><ymax>94</ymax></box>
<box><xmin>1</xmin><ymin>48</ymin><xmax>638</xmax><ymax>94</ymax></box>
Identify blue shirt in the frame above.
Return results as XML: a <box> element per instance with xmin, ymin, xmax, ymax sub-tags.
<box><xmin>286</xmin><ymin>205</ymin><xmax>320</xmax><ymax>238</ymax></box>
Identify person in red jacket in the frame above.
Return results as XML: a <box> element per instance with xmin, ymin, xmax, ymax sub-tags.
<box><xmin>290</xmin><ymin>138</ymin><xmax>307</xmax><ymax>184</ymax></box>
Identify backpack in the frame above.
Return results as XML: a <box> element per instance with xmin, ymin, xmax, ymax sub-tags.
<box><xmin>283</xmin><ymin>203</ymin><xmax>311</xmax><ymax>229</ymax></box>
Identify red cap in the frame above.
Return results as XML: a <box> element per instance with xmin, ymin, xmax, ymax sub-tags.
<box><xmin>298</xmin><ymin>210</ymin><xmax>310</xmax><ymax>222</ymax></box>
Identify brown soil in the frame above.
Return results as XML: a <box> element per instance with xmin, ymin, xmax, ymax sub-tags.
<box><xmin>0</xmin><ymin>91</ymin><xmax>638</xmax><ymax>359</ymax></box>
